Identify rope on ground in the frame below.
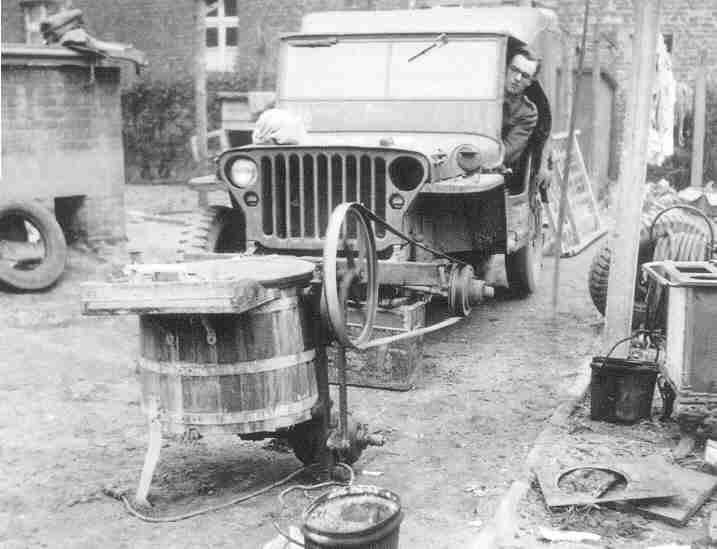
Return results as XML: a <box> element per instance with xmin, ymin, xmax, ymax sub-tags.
<box><xmin>103</xmin><ymin>463</ymin><xmax>353</xmax><ymax>524</ymax></box>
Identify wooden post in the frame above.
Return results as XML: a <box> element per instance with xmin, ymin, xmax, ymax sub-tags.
<box><xmin>590</xmin><ymin>1</ymin><xmax>603</xmax><ymax>181</ymax></box>
<box><xmin>194</xmin><ymin>0</ymin><xmax>209</xmax><ymax>174</ymax></box>
<box><xmin>552</xmin><ymin>0</ymin><xmax>590</xmax><ymax>310</ymax></box>
<box><xmin>604</xmin><ymin>0</ymin><xmax>661</xmax><ymax>349</ymax></box>
<box><xmin>690</xmin><ymin>50</ymin><xmax>707</xmax><ymax>188</ymax></box>
<box><xmin>561</xmin><ymin>43</ymin><xmax>573</xmax><ymax>132</ymax></box>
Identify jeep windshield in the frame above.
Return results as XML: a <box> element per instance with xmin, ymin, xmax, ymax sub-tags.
<box><xmin>281</xmin><ymin>36</ymin><xmax>501</xmax><ymax>100</ymax></box>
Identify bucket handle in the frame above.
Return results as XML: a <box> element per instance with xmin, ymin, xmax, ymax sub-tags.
<box><xmin>599</xmin><ymin>330</ymin><xmax>661</xmax><ymax>367</ymax></box>
<box><xmin>271</xmin><ymin>463</ymin><xmax>355</xmax><ymax>548</ymax></box>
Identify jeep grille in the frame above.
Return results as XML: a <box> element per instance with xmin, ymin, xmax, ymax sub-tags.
<box><xmin>259</xmin><ymin>152</ymin><xmax>388</xmax><ymax>240</ymax></box>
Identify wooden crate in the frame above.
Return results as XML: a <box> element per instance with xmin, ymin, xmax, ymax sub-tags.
<box><xmin>327</xmin><ymin>300</ymin><xmax>426</xmax><ymax>391</ymax></box>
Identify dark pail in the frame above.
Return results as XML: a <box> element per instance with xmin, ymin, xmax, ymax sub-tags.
<box><xmin>301</xmin><ymin>485</ymin><xmax>402</xmax><ymax>549</ymax></box>
<box><xmin>590</xmin><ymin>356</ymin><xmax>658</xmax><ymax>423</ymax></box>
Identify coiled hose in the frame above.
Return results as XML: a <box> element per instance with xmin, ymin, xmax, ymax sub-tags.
<box><xmin>644</xmin><ymin>205</ymin><xmax>715</xmax><ymax>329</ymax></box>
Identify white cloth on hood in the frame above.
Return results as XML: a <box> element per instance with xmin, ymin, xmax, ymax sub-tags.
<box><xmin>252</xmin><ymin>108</ymin><xmax>307</xmax><ymax>145</ymax></box>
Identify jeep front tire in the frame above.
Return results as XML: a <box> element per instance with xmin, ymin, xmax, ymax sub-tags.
<box><xmin>180</xmin><ymin>205</ymin><xmax>246</xmax><ymax>256</ymax></box>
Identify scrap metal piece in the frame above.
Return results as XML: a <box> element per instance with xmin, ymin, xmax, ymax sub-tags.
<box><xmin>534</xmin><ymin>459</ymin><xmax>679</xmax><ymax>508</ymax></box>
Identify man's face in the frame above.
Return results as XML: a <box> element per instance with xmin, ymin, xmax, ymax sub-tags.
<box><xmin>505</xmin><ymin>54</ymin><xmax>538</xmax><ymax>97</ymax></box>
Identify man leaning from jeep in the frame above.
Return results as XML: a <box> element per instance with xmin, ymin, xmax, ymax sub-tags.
<box><xmin>502</xmin><ymin>48</ymin><xmax>540</xmax><ymax>166</ymax></box>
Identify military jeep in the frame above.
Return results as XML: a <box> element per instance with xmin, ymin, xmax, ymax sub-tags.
<box><xmin>191</xmin><ymin>5</ymin><xmax>563</xmax><ymax>298</ymax></box>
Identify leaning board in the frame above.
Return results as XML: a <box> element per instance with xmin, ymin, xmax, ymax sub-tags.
<box><xmin>544</xmin><ymin>130</ymin><xmax>607</xmax><ymax>257</ymax></box>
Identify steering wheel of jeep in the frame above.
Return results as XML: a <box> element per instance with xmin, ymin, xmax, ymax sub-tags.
<box><xmin>322</xmin><ymin>202</ymin><xmax>378</xmax><ymax>348</ymax></box>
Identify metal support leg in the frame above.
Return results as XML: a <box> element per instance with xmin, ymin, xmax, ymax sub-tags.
<box><xmin>135</xmin><ymin>397</ymin><xmax>162</xmax><ymax>507</ymax></box>
<box><xmin>337</xmin><ymin>344</ymin><xmax>349</xmax><ymax>452</ymax></box>
<box><xmin>314</xmin><ymin>345</ymin><xmax>334</xmax><ymax>480</ymax></box>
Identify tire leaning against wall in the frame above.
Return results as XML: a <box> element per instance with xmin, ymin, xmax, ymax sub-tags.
<box><xmin>0</xmin><ymin>200</ymin><xmax>68</xmax><ymax>291</ymax></box>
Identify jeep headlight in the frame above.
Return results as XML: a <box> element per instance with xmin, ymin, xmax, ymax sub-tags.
<box><xmin>228</xmin><ymin>158</ymin><xmax>258</xmax><ymax>188</ymax></box>
<box><xmin>455</xmin><ymin>144</ymin><xmax>482</xmax><ymax>173</ymax></box>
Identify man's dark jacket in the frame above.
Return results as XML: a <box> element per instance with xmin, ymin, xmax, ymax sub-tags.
<box><xmin>502</xmin><ymin>93</ymin><xmax>538</xmax><ymax>166</ymax></box>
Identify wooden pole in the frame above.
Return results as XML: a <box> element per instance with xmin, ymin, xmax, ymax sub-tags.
<box><xmin>561</xmin><ymin>41</ymin><xmax>572</xmax><ymax>132</ymax></box>
<box><xmin>590</xmin><ymin>1</ymin><xmax>603</xmax><ymax>181</ymax></box>
<box><xmin>604</xmin><ymin>0</ymin><xmax>661</xmax><ymax>349</ymax></box>
<box><xmin>194</xmin><ymin>0</ymin><xmax>209</xmax><ymax>174</ymax></box>
<box><xmin>690</xmin><ymin>49</ymin><xmax>707</xmax><ymax>188</ymax></box>
<box><xmin>552</xmin><ymin>0</ymin><xmax>590</xmax><ymax>311</ymax></box>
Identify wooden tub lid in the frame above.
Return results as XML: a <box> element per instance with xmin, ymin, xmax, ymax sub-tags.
<box><xmin>124</xmin><ymin>255</ymin><xmax>316</xmax><ymax>288</ymax></box>
<box><xmin>181</xmin><ymin>256</ymin><xmax>316</xmax><ymax>288</ymax></box>
<box><xmin>81</xmin><ymin>256</ymin><xmax>316</xmax><ymax>315</ymax></box>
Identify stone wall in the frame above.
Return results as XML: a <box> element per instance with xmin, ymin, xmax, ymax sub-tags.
<box><xmin>1</xmin><ymin>46</ymin><xmax>126</xmax><ymax>242</ymax></box>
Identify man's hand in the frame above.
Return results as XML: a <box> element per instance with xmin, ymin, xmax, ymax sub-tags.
<box><xmin>536</xmin><ymin>168</ymin><xmax>552</xmax><ymax>203</ymax></box>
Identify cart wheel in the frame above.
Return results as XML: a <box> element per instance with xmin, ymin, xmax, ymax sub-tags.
<box><xmin>322</xmin><ymin>203</ymin><xmax>378</xmax><ymax>347</ymax></box>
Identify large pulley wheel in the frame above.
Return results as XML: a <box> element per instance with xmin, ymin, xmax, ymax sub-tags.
<box><xmin>322</xmin><ymin>203</ymin><xmax>379</xmax><ymax>347</ymax></box>
<box><xmin>448</xmin><ymin>265</ymin><xmax>474</xmax><ymax>317</ymax></box>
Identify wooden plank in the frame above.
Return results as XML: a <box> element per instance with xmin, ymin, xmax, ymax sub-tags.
<box><xmin>193</xmin><ymin>0</ymin><xmax>208</xmax><ymax>171</ymax></box>
<box><xmin>612</xmin><ymin>462</ymin><xmax>717</xmax><ymax>526</ymax></box>
<box><xmin>81</xmin><ymin>280</ymin><xmax>279</xmax><ymax>315</ymax></box>
<box><xmin>552</xmin><ymin>0</ymin><xmax>590</xmax><ymax>310</ymax></box>
<box><xmin>573</xmin><ymin>134</ymin><xmax>602</xmax><ymax>220</ymax></box>
<box><xmin>690</xmin><ymin>50</ymin><xmax>707</xmax><ymax>188</ymax></box>
<box><xmin>535</xmin><ymin>459</ymin><xmax>678</xmax><ymax>508</ymax></box>
<box><xmin>604</xmin><ymin>0</ymin><xmax>661</xmax><ymax>349</ymax></box>
<box><xmin>591</xmin><ymin>2</ymin><xmax>604</xmax><ymax>181</ymax></box>
<box><xmin>546</xmin><ymin>130</ymin><xmax>606</xmax><ymax>256</ymax></box>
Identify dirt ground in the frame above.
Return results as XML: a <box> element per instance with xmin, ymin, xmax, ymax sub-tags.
<box><xmin>512</xmin><ymin>397</ymin><xmax>717</xmax><ymax>549</ymax></box>
<box><xmin>2</xmin><ymin>184</ymin><xmax>611</xmax><ymax>548</ymax></box>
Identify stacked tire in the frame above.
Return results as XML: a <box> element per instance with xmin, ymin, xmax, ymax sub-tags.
<box><xmin>588</xmin><ymin>205</ymin><xmax>712</xmax><ymax>327</ymax></box>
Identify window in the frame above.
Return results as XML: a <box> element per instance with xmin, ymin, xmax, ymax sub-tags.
<box><xmin>205</xmin><ymin>0</ymin><xmax>239</xmax><ymax>72</ymax></box>
<box><xmin>283</xmin><ymin>37</ymin><xmax>500</xmax><ymax>100</ymax></box>
<box><xmin>21</xmin><ymin>0</ymin><xmax>59</xmax><ymax>45</ymax></box>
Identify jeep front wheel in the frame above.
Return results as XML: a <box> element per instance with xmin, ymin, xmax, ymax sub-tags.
<box><xmin>506</xmin><ymin>210</ymin><xmax>543</xmax><ymax>296</ymax></box>
<box><xmin>180</xmin><ymin>205</ymin><xmax>246</xmax><ymax>256</ymax></box>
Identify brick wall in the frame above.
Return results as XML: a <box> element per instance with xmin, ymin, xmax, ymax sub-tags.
<box><xmin>1</xmin><ymin>0</ymin><xmax>196</xmax><ymax>83</ymax></box>
<box><xmin>1</xmin><ymin>47</ymin><xmax>126</xmax><ymax>242</ymax></box>
<box><xmin>554</xmin><ymin>0</ymin><xmax>717</xmax><ymax>180</ymax></box>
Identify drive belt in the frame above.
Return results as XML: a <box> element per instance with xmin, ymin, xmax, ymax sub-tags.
<box><xmin>351</xmin><ymin>203</ymin><xmax>468</xmax><ymax>267</ymax></box>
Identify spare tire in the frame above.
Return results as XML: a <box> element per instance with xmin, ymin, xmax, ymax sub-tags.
<box><xmin>587</xmin><ymin>241</ymin><xmax>654</xmax><ymax>322</ymax></box>
<box><xmin>0</xmin><ymin>200</ymin><xmax>67</xmax><ymax>291</ymax></box>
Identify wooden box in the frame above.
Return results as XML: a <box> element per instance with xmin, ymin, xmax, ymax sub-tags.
<box><xmin>328</xmin><ymin>300</ymin><xmax>426</xmax><ymax>391</ymax></box>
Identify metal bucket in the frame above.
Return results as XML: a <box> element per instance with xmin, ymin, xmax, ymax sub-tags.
<box><xmin>590</xmin><ymin>333</ymin><xmax>659</xmax><ymax>424</ymax></box>
<box><xmin>301</xmin><ymin>485</ymin><xmax>403</xmax><ymax>549</ymax></box>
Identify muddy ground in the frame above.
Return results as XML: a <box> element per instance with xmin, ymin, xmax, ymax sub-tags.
<box><xmin>2</xmin><ymin>184</ymin><xmax>608</xmax><ymax>548</ymax></box>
